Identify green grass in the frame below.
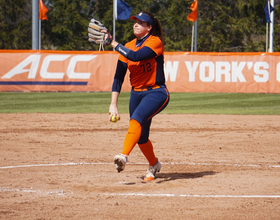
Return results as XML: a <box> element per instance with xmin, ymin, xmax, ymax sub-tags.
<box><xmin>165</xmin><ymin>93</ymin><xmax>280</xmax><ymax>115</ymax></box>
<box><xmin>0</xmin><ymin>92</ymin><xmax>279</xmax><ymax>115</ymax></box>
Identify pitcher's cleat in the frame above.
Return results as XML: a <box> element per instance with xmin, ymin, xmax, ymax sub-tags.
<box><xmin>144</xmin><ymin>160</ymin><xmax>161</xmax><ymax>181</ymax></box>
<box><xmin>114</xmin><ymin>154</ymin><xmax>127</xmax><ymax>173</ymax></box>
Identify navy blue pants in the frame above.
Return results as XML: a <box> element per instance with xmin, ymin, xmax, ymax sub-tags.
<box><xmin>129</xmin><ymin>85</ymin><xmax>170</xmax><ymax>144</ymax></box>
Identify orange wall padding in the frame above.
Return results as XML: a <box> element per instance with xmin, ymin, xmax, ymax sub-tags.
<box><xmin>1</xmin><ymin>50</ymin><xmax>280</xmax><ymax>93</ymax></box>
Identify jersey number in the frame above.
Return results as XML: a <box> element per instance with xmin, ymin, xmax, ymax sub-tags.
<box><xmin>140</xmin><ymin>62</ymin><xmax>151</xmax><ymax>73</ymax></box>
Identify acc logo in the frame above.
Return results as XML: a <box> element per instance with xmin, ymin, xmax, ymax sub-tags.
<box><xmin>1</xmin><ymin>54</ymin><xmax>97</xmax><ymax>80</ymax></box>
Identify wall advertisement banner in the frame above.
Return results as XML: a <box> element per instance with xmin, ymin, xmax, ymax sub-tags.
<box><xmin>0</xmin><ymin>50</ymin><xmax>280</xmax><ymax>93</ymax></box>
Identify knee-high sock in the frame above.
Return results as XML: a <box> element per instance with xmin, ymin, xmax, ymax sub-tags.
<box><xmin>138</xmin><ymin>139</ymin><xmax>157</xmax><ymax>166</ymax></box>
<box><xmin>121</xmin><ymin>119</ymin><xmax>141</xmax><ymax>156</ymax></box>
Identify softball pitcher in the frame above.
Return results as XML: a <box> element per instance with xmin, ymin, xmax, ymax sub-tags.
<box><xmin>89</xmin><ymin>11</ymin><xmax>169</xmax><ymax>181</ymax></box>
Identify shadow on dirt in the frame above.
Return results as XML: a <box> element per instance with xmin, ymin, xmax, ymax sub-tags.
<box><xmin>154</xmin><ymin>171</ymin><xmax>217</xmax><ymax>183</ymax></box>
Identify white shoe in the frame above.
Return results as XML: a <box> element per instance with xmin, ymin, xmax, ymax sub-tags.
<box><xmin>144</xmin><ymin>160</ymin><xmax>161</xmax><ymax>181</ymax></box>
<box><xmin>114</xmin><ymin>154</ymin><xmax>127</xmax><ymax>173</ymax></box>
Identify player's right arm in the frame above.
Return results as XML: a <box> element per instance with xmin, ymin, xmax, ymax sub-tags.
<box><xmin>109</xmin><ymin>60</ymin><xmax>127</xmax><ymax>121</ymax></box>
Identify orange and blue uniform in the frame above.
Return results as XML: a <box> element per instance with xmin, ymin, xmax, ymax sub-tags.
<box><xmin>112</xmin><ymin>33</ymin><xmax>169</xmax><ymax>165</ymax></box>
<box><xmin>118</xmin><ymin>34</ymin><xmax>165</xmax><ymax>89</ymax></box>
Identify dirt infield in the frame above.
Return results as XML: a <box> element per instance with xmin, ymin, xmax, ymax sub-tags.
<box><xmin>0</xmin><ymin>113</ymin><xmax>280</xmax><ymax>219</ymax></box>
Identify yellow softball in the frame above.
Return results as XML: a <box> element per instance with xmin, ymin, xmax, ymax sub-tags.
<box><xmin>110</xmin><ymin>115</ymin><xmax>119</xmax><ymax>122</ymax></box>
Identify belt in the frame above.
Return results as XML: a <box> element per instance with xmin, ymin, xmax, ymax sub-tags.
<box><xmin>133</xmin><ymin>85</ymin><xmax>161</xmax><ymax>92</ymax></box>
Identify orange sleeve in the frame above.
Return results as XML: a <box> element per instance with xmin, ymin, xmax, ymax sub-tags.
<box><xmin>144</xmin><ymin>36</ymin><xmax>163</xmax><ymax>57</ymax></box>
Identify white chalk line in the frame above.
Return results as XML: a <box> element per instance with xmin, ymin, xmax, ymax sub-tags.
<box><xmin>0</xmin><ymin>161</ymin><xmax>279</xmax><ymax>170</ymax></box>
<box><xmin>106</xmin><ymin>193</ymin><xmax>280</xmax><ymax>199</ymax></box>
<box><xmin>1</xmin><ymin>162</ymin><xmax>279</xmax><ymax>199</ymax></box>
<box><xmin>0</xmin><ymin>187</ymin><xmax>66</xmax><ymax>196</ymax></box>
<box><xmin>0</xmin><ymin>162</ymin><xmax>107</xmax><ymax>169</ymax></box>
<box><xmin>1</xmin><ymin>187</ymin><xmax>279</xmax><ymax>199</ymax></box>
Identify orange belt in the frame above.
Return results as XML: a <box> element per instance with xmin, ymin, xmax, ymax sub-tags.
<box><xmin>133</xmin><ymin>85</ymin><xmax>160</xmax><ymax>92</ymax></box>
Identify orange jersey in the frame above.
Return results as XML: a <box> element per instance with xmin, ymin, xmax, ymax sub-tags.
<box><xmin>118</xmin><ymin>35</ymin><xmax>165</xmax><ymax>89</ymax></box>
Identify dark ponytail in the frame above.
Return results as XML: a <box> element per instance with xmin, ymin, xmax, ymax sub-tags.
<box><xmin>142</xmin><ymin>11</ymin><xmax>164</xmax><ymax>43</ymax></box>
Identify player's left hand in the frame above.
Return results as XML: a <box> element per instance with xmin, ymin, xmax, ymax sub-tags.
<box><xmin>88</xmin><ymin>18</ymin><xmax>112</xmax><ymax>45</ymax></box>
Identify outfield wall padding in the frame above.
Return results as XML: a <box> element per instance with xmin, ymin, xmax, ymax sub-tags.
<box><xmin>0</xmin><ymin>50</ymin><xmax>280</xmax><ymax>93</ymax></box>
